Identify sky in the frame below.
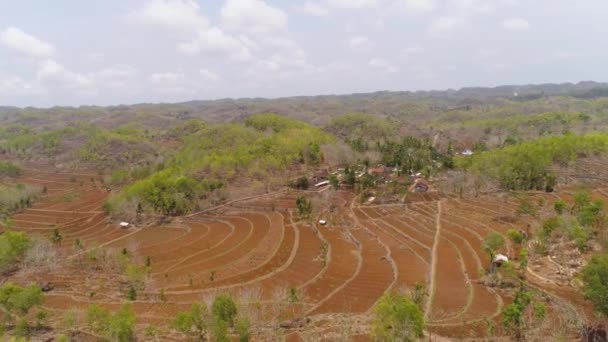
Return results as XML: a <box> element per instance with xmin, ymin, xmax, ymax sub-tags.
<box><xmin>0</xmin><ymin>0</ymin><xmax>607</xmax><ymax>107</ymax></box>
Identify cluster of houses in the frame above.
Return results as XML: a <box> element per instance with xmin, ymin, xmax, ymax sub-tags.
<box><xmin>309</xmin><ymin>165</ymin><xmax>430</xmax><ymax>193</ymax></box>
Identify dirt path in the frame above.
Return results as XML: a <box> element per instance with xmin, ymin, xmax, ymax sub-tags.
<box><xmin>425</xmin><ymin>200</ymin><xmax>442</xmax><ymax>319</ymax></box>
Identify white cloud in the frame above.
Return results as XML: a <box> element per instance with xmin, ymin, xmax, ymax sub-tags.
<box><xmin>92</xmin><ymin>65</ymin><xmax>138</xmax><ymax>89</ymax></box>
<box><xmin>0</xmin><ymin>27</ymin><xmax>54</xmax><ymax>58</ymax></box>
<box><xmin>501</xmin><ymin>17</ymin><xmax>530</xmax><ymax>31</ymax></box>
<box><xmin>295</xmin><ymin>2</ymin><xmax>330</xmax><ymax>16</ymax></box>
<box><xmin>200</xmin><ymin>69</ymin><xmax>221</xmax><ymax>82</ymax></box>
<box><xmin>450</xmin><ymin>0</ymin><xmax>507</xmax><ymax>14</ymax></box>
<box><xmin>148</xmin><ymin>72</ymin><xmax>184</xmax><ymax>84</ymax></box>
<box><xmin>369</xmin><ymin>58</ymin><xmax>398</xmax><ymax>73</ymax></box>
<box><xmin>428</xmin><ymin>17</ymin><xmax>465</xmax><ymax>36</ymax></box>
<box><xmin>177</xmin><ymin>27</ymin><xmax>252</xmax><ymax>61</ymax></box>
<box><xmin>399</xmin><ymin>46</ymin><xmax>424</xmax><ymax>60</ymax></box>
<box><xmin>129</xmin><ymin>0</ymin><xmax>208</xmax><ymax>32</ymax></box>
<box><xmin>393</xmin><ymin>0</ymin><xmax>436</xmax><ymax>13</ymax></box>
<box><xmin>221</xmin><ymin>0</ymin><xmax>288</xmax><ymax>34</ymax></box>
<box><xmin>348</xmin><ymin>36</ymin><xmax>372</xmax><ymax>50</ymax></box>
<box><xmin>0</xmin><ymin>76</ymin><xmax>44</xmax><ymax>96</ymax></box>
<box><xmin>327</xmin><ymin>0</ymin><xmax>380</xmax><ymax>9</ymax></box>
<box><xmin>37</xmin><ymin>60</ymin><xmax>93</xmax><ymax>90</ymax></box>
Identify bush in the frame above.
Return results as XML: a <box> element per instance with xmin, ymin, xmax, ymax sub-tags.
<box><xmin>0</xmin><ymin>283</ymin><xmax>43</xmax><ymax>318</ymax></box>
<box><xmin>581</xmin><ymin>254</ymin><xmax>608</xmax><ymax>316</ymax></box>
<box><xmin>296</xmin><ymin>196</ymin><xmax>313</xmax><ymax>219</ymax></box>
<box><xmin>0</xmin><ymin>230</ymin><xmax>31</xmax><ymax>271</ymax></box>
<box><xmin>173</xmin><ymin>303</ymin><xmax>209</xmax><ymax>339</ymax></box>
<box><xmin>0</xmin><ymin>161</ymin><xmax>22</xmax><ymax>177</ymax></box>
<box><xmin>371</xmin><ymin>291</ymin><xmax>424</xmax><ymax>341</ymax></box>
<box><xmin>108</xmin><ymin>304</ymin><xmax>135</xmax><ymax>342</ymax></box>
<box><xmin>85</xmin><ymin>304</ymin><xmax>135</xmax><ymax>342</ymax></box>
<box><xmin>507</xmin><ymin>229</ymin><xmax>524</xmax><ymax>245</ymax></box>
<box><xmin>212</xmin><ymin>293</ymin><xmax>238</xmax><ymax>327</ymax></box>
<box><xmin>554</xmin><ymin>199</ymin><xmax>567</xmax><ymax>215</ymax></box>
<box><xmin>236</xmin><ymin>317</ymin><xmax>251</xmax><ymax>342</ymax></box>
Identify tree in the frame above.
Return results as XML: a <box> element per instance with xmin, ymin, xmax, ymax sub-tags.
<box><xmin>371</xmin><ymin>291</ymin><xmax>424</xmax><ymax>342</ymax></box>
<box><xmin>293</xmin><ymin>176</ymin><xmax>309</xmax><ymax>190</ymax></box>
<box><xmin>554</xmin><ymin>199</ymin><xmax>567</xmax><ymax>215</ymax></box>
<box><xmin>211</xmin><ymin>317</ymin><xmax>230</xmax><ymax>342</ymax></box>
<box><xmin>0</xmin><ymin>283</ymin><xmax>43</xmax><ymax>330</ymax></box>
<box><xmin>86</xmin><ymin>304</ymin><xmax>111</xmax><ymax>335</ymax></box>
<box><xmin>295</xmin><ymin>196</ymin><xmax>312</xmax><ymax>219</ymax></box>
<box><xmin>507</xmin><ymin>229</ymin><xmax>524</xmax><ymax>245</ymax></box>
<box><xmin>581</xmin><ymin>254</ymin><xmax>608</xmax><ymax>316</ymax></box>
<box><xmin>173</xmin><ymin>303</ymin><xmax>209</xmax><ymax>340</ymax></box>
<box><xmin>501</xmin><ymin>285</ymin><xmax>533</xmax><ymax>339</ymax></box>
<box><xmin>212</xmin><ymin>293</ymin><xmax>238</xmax><ymax>327</ymax></box>
<box><xmin>85</xmin><ymin>304</ymin><xmax>135</xmax><ymax>342</ymax></box>
<box><xmin>0</xmin><ymin>230</ymin><xmax>31</xmax><ymax>271</ymax></box>
<box><xmin>108</xmin><ymin>304</ymin><xmax>135</xmax><ymax>342</ymax></box>
<box><xmin>236</xmin><ymin>316</ymin><xmax>251</xmax><ymax>342</ymax></box>
<box><xmin>482</xmin><ymin>232</ymin><xmax>505</xmax><ymax>272</ymax></box>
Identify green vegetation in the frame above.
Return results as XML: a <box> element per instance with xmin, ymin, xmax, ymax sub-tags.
<box><xmin>482</xmin><ymin>232</ymin><xmax>505</xmax><ymax>272</ymax></box>
<box><xmin>0</xmin><ymin>161</ymin><xmax>21</xmax><ymax>177</ymax></box>
<box><xmin>0</xmin><ymin>229</ymin><xmax>31</xmax><ymax>271</ymax></box>
<box><xmin>107</xmin><ymin>115</ymin><xmax>333</xmax><ymax>216</ymax></box>
<box><xmin>379</xmin><ymin>136</ymin><xmax>452</xmax><ymax>175</ymax></box>
<box><xmin>0</xmin><ymin>184</ymin><xmax>38</xmax><ymax>220</ymax></box>
<box><xmin>296</xmin><ymin>196</ymin><xmax>313</xmax><ymax>219</ymax></box>
<box><xmin>581</xmin><ymin>254</ymin><xmax>608</xmax><ymax>316</ymax></box>
<box><xmin>456</xmin><ymin>133</ymin><xmax>608</xmax><ymax>190</ymax></box>
<box><xmin>501</xmin><ymin>286</ymin><xmax>546</xmax><ymax>338</ymax></box>
<box><xmin>371</xmin><ymin>291</ymin><xmax>425</xmax><ymax>342</ymax></box>
<box><xmin>212</xmin><ymin>293</ymin><xmax>238</xmax><ymax>327</ymax></box>
<box><xmin>85</xmin><ymin>304</ymin><xmax>135</xmax><ymax>342</ymax></box>
<box><xmin>0</xmin><ymin>283</ymin><xmax>44</xmax><ymax>337</ymax></box>
<box><xmin>537</xmin><ymin>189</ymin><xmax>604</xmax><ymax>252</ymax></box>
<box><xmin>173</xmin><ymin>293</ymin><xmax>243</xmax><ymax>341</ymax></box>
<box><xmin>173</xmin><ymin>303</ymin><xmax>209</xmax><ymax>340</ymax></box>
<box><xmin>325</xmin><ymin>113</ymin><xmax>395</xmax><ymax>151</ymax></box>
<box><xmin>438</xmin><ymin>111</ymin><xmax>587</xmax><ymax>132</ymax></box>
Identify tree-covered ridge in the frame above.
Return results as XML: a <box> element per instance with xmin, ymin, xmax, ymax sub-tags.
<box><xmin>0</xmin><ymin>123</ymin><xmax>162</xmax><ymax>169</ymax></box>
<box><xmin>435</xmin><ymin>111</ymin><xmax>589</xmax><ymax>131</ymax></box>
<box><xmin>456</xmin><ymin>133</ymin><xmax>608</xmax><ymax>190</ymax></box>
<box><xmin>325</xmin><ymin>113</ymin><xmax>396</xmax><ymax>144</ymax></box>
<box><xmin>106</xmin><ymin>114</ymin><xmax>334</xmax><ymax>216</ymax></box>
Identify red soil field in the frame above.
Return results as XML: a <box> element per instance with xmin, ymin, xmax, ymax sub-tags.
<box><xmin>2</xmin><ymin>163</ymin><xmax>596</xmax><ymax>340</ymax></box>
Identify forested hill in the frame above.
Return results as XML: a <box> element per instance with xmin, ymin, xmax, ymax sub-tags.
<box><xmin>1</xmin><ymin>81</ymin><xmax>608</xmax><ymax>130</ymax></box>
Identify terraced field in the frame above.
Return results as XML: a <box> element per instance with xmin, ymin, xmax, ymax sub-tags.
<box><xmin>4</xmin><ymin>164</ymin><xmax>596</xmax><ymax>339</ymax></box>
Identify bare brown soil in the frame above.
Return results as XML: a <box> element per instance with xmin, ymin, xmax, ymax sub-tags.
<box><xmin>2</xmin><ymin>163</ymin><xmax>598</xmax><ymax>340</ymax></box>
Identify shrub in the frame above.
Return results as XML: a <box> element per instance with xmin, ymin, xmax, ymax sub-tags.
<box><xmin>173</xmin><ymin>303</ymin><xmax>209</xmax><ymax>339</ymax></box>
<box><xmin>296</xmin><ymin>196</ymin><xmax>313</xmax><ymax>219</ymax></box>
<box><xmin>0</xmin><ymin>161</ymin><xmax>22</xmax><ymax>177</ymax></box>
<box><xmin>581</xmin><ymin>254</ymin><xmax>608</xmax><ymax>316</ymax></box>
<box><xmin>212</xmin><ymin>293</ymin><xmax>238</xmax><ymax>327</ymax></box>
<box><xmin>108</xmin><ymin>304</ymin><xmax>135</xmax><ymax>342</ymax></box>
<box><xmin>372</xmin><ymin>291</ymin><xmax>424</xmax><ymax>341</ymax></box>
<box><xmin>0</xmin><ymin>230</ymin><xmax>31</xmax><ymax>271</ymax></box>
<box><xmin>0</xmin><ymin>283</ymin><xmax>43</xmax><ymax>318</ymax></box>
<box><xmin>507</xmin><ymin>229</ymin><xmax>524</xmax><ymax>245</ymax></box>
<box><xmin>554</xmin><ymin>199</ymin><xmax>567</xmax><ymax>215</ymax></box>
<box><xmin>236</xmin><ymin>317</ymin><xmax>251</xmax><ymax>342</ymax></box>
<box><xmin>482</xmin><ymin>232</ymin><xmax>505</xmax><ymax>271</ymax></box>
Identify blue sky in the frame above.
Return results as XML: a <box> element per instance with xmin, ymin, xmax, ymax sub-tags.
<box><xmin>0</xmin><ymin>0</ymin><xmax>607</xmax><ymax>107</ymax></box>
